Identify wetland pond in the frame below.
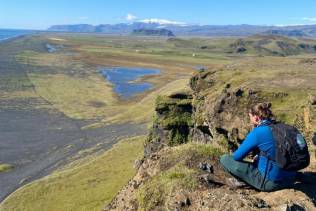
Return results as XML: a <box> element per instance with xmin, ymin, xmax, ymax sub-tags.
<box><xmin>101</xmin><ymin>67</ymin><xmax>160</xmax><ymax>99</ymax></box>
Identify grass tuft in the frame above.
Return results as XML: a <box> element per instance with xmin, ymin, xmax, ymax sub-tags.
<box><xmin>0</xmin><ymin>163</ymin><xmax>14</xmax><ymax>173</ymax></box>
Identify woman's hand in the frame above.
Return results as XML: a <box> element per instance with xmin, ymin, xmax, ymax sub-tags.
<box><xmin>252</xmin><ymin>155</ymin><xmax>259</xmax><ymax>162</ymax></box>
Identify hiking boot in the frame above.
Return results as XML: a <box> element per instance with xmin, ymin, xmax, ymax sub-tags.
<box><xmin>225</xmin><ymin>177</ymin><xmax>247</xmax><ymax>188</ymax></box>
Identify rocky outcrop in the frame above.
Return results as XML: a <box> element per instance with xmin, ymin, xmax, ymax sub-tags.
<box><xmin>146</xmin><ymin>67</ymin><xmax>316</xmax><ymax>156</ymax></box>
<box><xmin>190</xmin><ymin>70</ymin><xmax>265</xmax><ymax>152</ymax></box>
<box><xmin>144</xmin><ymin>91</ymin><xmax>193</xmax><ymax>156</ymax></box>
<box><xmin>105</xmin><ymin>134</ymin><xmax>316</xmax><ymax>211</ymax></box>
<box><xmin>104</xmin><ymin>67</ymin><xmax>316</xmax><ymax>211</ymax></box>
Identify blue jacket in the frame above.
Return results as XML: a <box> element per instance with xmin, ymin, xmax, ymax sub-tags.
<box><xmin>233</xmin><ymin>120</ymin><xmax>296</xmax><ymax>181</ymax></box>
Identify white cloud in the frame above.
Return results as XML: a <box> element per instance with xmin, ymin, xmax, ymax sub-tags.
<box><xmin>124</xmin><ymin>15</ymin><xmax>187</xmax><ymax>26</ymax></box>
<box><xmin>126</xmin><ymin>13</ymin><xmax>137</xmax><ymax>22</ymax></box>
<box><xmin>273</xmin><ymin>23</ymin><xmax>307</xmax><ymax>27</ymax></box>
<box><xmin>139</xmin><ymin>18</ymin><xmax>187</xmax><ymax>26</ymax></box>
<box><xmin>301</xmin><ymin>17</ymin><xmax>316</xmax><ymax>22</ymax></box>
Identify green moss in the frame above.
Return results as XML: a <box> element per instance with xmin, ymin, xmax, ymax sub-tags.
<box><xmin>159</xmin><ymin>113</ymin><xmax>193</xmax><ymax>128</ymax></box>
<box><xmin>169</xmin><ymin>128</ymin><xmax>188</xmax><ymax>146</ymax></box>
<box><xmin>166</xmin><ymin>171</ymin><xmax>186</xmax><ymax>179</ymax></box>
<box><xmin>218</xmin><ymin>135</ymin><xmax>230</xmax><ymax>150</ymax></box>
<box><xmin>155</xmin><ymin>96</ymin><xmax>174</xmax><ymax>113</ymax></box>
<box><xmin>137</xmin><ymin>143</ymin><xmax>223</xmax><ymax>210</ymax></box>
<box><xmin>162</xmin><ymin>143</ymin><xmax>223</xmax><ymax>170</ymax></box>
<box><xmin>156</xmin><ymin>102</ymin><xmax>192</xmax><ymax>126</ymax></box>
<box><xmin>0</xmin><ymin>163</ymin><xmax>14</xmax><ymax>173</ymax></box>
<box><xmin>186</xmin><ymin>143</ymin><xmax>223</xmax><ymax>158</ymax></box>
<box><xmin>156</xmin><ymin>95</ymin><xmax>192</xmax><ymax>108</ymax></box>
<box><xmin>137</xmin><ymin>165</ymin><xmax>197</xmax><ymax>210</ymax></box>
<box><xmin>176</xmin><ymin>98</ymin><xmax>192</xmax><ymax>106</ymax></box>
<box><xmin>137</xmin><ymin>178</ymin><xmax>164</xmax><ymax>210</ymax></box>
<box><xmin>153</xmin><ymin>94</ymin><xmax>193</xmax><ymax>147</ymax></box>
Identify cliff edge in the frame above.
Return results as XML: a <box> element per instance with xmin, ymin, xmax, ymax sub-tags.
<box><xmin>104</xmin><ymin>62</ymin><xmax>316</xmax><ymax>210</ymax></box>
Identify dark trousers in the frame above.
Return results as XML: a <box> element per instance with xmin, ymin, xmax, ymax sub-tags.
<box><xmin>220</xmin><ymin>154</ymin><xmax>291</xmax><ymax>192</ymax></box>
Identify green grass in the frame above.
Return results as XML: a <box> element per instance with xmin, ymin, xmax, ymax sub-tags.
<box><xmin>0</xmin><ymin>163</ymin><xmax>14</xmax><ymax>173</ymax></box>
<box><xmin>99</xmin><ymin>78</ymin><xmax>191</xmax><ymax>125</ymax></box>
<box><xmin>6</xmin><ymin>34</ymin><xmax>316</xmax><ymax>210</ymax></box>
<box><xmin>16</xmin><ymin>50</ymin><xmax>73</xmax><ymax>68</ymax></box>
<box><xmin>136</xmin><ymin>142</ymin><xmax>223</xmax><ymax>210</ymax></box>
<box><xmin>15</xmin><ymin>35</ymin><xmax>203</xmax><ymax>124</ymax></box>
<box><xmin>137</xmin><ymin>164</ymin><xmax>197</xmax><ymax>210</ymax></box>
<box><xmin>28</xmin><ymin>73</ymin><xmax>119</xmax><ymax>119</ymax></box>
<box><xmin>0</xmin><ymin>136</ymin><xmax>146</xmax><ymax>211</ymax></box>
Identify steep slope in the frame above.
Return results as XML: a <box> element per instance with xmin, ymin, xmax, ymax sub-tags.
<box><xmin>104</xmin><ymin>58</ymin><xmax>316</xmax><ymax>210</ymax></box>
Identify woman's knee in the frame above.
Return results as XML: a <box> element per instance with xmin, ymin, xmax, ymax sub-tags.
<box><xmin>220</xmin><ymin>154</ymin><xmax>234</xmax><ymax>169</ymax></box>
<box><xmin>220</xmin><ymin>154</ymin><xmax>244</xmax><ymax>175</ymax></box>
<box><xmin>220</xmin><ymin>154</ymin><xmax>230</xmax><ymax>163</ymax></box>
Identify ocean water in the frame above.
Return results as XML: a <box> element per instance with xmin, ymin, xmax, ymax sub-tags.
<box><xmin>0</xmin><ymin>29</ymin><xmax>33</xmax><ymax>41</ymax></box>
<box><xmin>101</xmin><ymin>67</ymin><xmax>160</xmax><ymax>99</ymax></box>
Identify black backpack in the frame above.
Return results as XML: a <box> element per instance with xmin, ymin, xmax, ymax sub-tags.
<box><xmin>313</xmin><ymin>133</ymin><xmax>316</xmax><ymax>146</ymax></box>
<box><xmin>261</xmin><ymin>122</ymin><xmax>310</xmax><ymax>171</ymax></box>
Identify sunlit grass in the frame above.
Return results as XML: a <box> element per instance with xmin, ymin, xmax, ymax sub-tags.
<box><xmin>28</xmin><ymin>73</ymin><xmax>119</xmax><ymax>119</ymax></box>
<box><xmin>0</xmin><ymin>163</ymin><xmax>14</xmax><ymax>173</ymax></box>
<box><xmin>0</xmin><ymin>136</ymin><xmax>146</xmax><ymax>211</ymax></box>
<box><xmin>6</xmin><ymin>34</ymin><xmax>316</xmax><ymax>211</ymax></box>
<box><xmin>136</xmin><ymin>142</ymin><xmax>223</xmax><ymax>210</ymax></box>
<box><xmin>16</xmin><ymin>50</ymin><xmax>72</xmax><ymax>68</ymax></box>
<box><xmin>104</xmin><ymin>78</ymin><xmax>191</xmax><ymax>124</ymax></box>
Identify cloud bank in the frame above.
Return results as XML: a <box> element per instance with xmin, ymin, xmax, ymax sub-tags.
<box><xmin>126</xmin><ymin>14</ymin><xmax>137</xmax><ymax>21</ymax></box>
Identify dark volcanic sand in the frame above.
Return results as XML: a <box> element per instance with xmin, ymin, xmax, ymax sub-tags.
<box><xmin>0</xmin><ymin>36</ymin><xmax>147</xmax><ymax>202</ymax></box>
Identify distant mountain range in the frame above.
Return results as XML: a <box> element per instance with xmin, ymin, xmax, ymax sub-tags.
<box><xmin>47</xmin><ymin>22</ymin><xmax>316</xmax><ymax>37</ymax></box>
<box><xmin>131</xmin><ymin>29</ymin><xmax>175</xmax><ymax>37</ymax></box>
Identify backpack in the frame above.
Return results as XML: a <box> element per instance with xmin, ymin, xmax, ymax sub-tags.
<box><xmin>261</xmin><ymin>122</ymin><xmax>310</xmax><ymax>171</ymax></box>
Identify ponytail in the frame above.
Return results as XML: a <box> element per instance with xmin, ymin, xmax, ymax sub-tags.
<box><xmin>249</xmin><ymin>102</ymin><xmax>274</xmax><ymax>120</ymax></box>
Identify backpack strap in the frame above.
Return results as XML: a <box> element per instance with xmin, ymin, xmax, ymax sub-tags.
<box><xmin>257</xmin><ymin>119</ymin><xmax>276</xmax><ymax>161</ymax></box>
<box><xmin>260</xmin><ymin>156</ymin><xmax>271</xmax><ymax>189</ymax></box>
<box><xmin>257</xmin><ymin>119</ymin><xmax>275</xmax><ymax>188</ymax></box>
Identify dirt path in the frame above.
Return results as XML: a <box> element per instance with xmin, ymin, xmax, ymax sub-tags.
<box><xmin>0</xmin><ymin>37</ymin><xmax>147</xmax><ymax>202</ymax></box>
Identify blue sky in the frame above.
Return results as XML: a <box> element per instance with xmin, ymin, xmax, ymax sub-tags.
<box><xmin>1</xmin><ymin>0</ymin><xmax>316</xmax><ymax>29</ymax></box>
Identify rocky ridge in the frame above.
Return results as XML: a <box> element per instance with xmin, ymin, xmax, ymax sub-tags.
<box><xmin>104</xmin><ymin>67</ymin><xmax>316</xmax><ymax>211</ymax></box>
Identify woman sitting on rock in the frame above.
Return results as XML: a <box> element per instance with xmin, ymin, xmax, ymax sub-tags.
<box><xmin>220</xmin><ymin>103</ymin><xmax>297</xmax><ymax>191</ymax></box>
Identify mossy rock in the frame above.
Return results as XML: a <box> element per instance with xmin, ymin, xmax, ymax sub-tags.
<box><xmin>137</xmin><ymin>165</ymin><xmax>197</xmax><ymax>210</ymax></box>
<box><xmin>137</xmin><ymin>143</ymin><xmax>223</xmax><ymax>210</ymax></box>
<box><xmin>168</xmin><ymin>91</ymin><xmax>193</xmax><ymax>99</ymax></box>
<box><xmin>190</xmin><ymin>70</ymin><xmax>216</xmax><ymax>92</ymax></box>
<box><xmin>158</xmin><ymin>112</ymin><xmax>193</xmax><ymax>129</ymax></box>
<box><xmin>168</xmin><ymin>127</ymin><xmax>191</xmax><ymax>146</ymax></box>
<box><xmin>155</xmin><ymin>95</ymin><xmax>177</xmax><ymax>114</ymax></box>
